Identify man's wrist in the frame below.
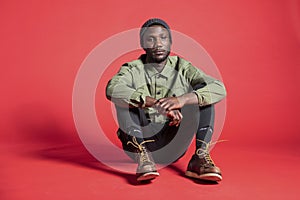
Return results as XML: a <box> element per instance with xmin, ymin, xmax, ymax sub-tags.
<box><xmin>145</xmin><ymin>96</ymin><xmax>157</xmax><ymax>107</ymax></box>
<box><xmin>177</xmin><ymin>96</ymin><xmax>186</xmax><ymax>107</ymax></box>
<box><xmin>179</xmin><ymin>92</ymin><xmax>198</xmax><ymax>106</ymax></box>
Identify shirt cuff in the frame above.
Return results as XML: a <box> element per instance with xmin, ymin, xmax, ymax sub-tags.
<box><xmin>192</xmin><ymin>90</ymin><xmax>206</xmax><ymax>106</ymax></box>
<box><xmin>130</xmin><ymin>91</ymin><xmax>146</xmax><ymax>107</ymax></box>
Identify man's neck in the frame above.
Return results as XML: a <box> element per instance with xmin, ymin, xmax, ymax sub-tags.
<box><xmin>145</xmin><ymin>57</ymin><xmax>167</xmax><ymax>73</ymax></box>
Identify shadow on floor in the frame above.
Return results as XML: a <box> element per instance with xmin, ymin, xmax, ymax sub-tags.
<box><xmin>13</xmin><ymin>107</ymin><xmax>151</xmax><ymax>185</ymax></box>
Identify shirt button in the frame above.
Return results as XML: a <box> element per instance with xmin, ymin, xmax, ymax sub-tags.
<box><xmin>157</xmin><ymin>91</ymin><xmax>161</xmax><ymax>95</ymax></box>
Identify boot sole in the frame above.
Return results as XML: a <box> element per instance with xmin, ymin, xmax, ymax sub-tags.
<box><xmin>137</xmin><ymin>172</ymin><xmax>160</xmax><ymax>181</ymax></box>
<box><xmin>185</xmin><ymin>171</ymin><xmax>222</xmax><ymax>182</ymax></box>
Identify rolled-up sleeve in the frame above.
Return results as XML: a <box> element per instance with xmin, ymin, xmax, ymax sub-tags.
<box><xmin>185</xmin><ymin>63</ymin><xmax>227</xmax><ymax>106</ymax></box>
<box><xmin>106</xmin><ymin>64</ymin><xmax>145</xmax><ymax>107</ymax></box>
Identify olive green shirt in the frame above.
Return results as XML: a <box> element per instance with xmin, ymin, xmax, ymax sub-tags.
<box><xmin>106</xmin><ymin>55</ymin><xmax>226</xmax><ymax>123</ymax></box>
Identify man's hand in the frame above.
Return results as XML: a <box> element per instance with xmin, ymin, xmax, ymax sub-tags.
<box><xmin>145</xmin><ymin>96</ymin><xmax>183</xmax><ymax>126</ymax></box>
<box><xmin>156</xmin><ymin>96</ymin><xmax>184</xmax><ymax>111</ymax></box>
<box><xmin>167</xmin><ymin>110</ymin><xmax>183</xmax><ymax>127</ymax></box>
<box><xmin>145</xmin><ymin>96</ymin><xmax>158</xmax><ymax>107</ymax></box>
<box><xmin>156</xmin><ymin>93</ymin><xmax>199</xmax><ymax>112</ymax></box>
<box><xmin>145</xmin><ymin>93</ymin><xmax>198</xmax><ymax>126</ymax></box>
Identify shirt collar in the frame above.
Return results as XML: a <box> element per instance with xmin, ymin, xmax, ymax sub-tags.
<box><xmin>139</xmin><ymin>55</ymin><xmax>176</xmax><ymax>78</ymax></box>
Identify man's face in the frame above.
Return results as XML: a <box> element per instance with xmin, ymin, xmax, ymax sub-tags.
<box><xmin>142</xmin><ymin>25</ymin><xmax>171</xmax><ymax>63</ymax></box>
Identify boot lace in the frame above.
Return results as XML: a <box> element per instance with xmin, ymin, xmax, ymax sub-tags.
<box><xmin>196</xmin><ymin>139</ymin><xmax>227</xmax><ymax>165</ymax></box>
<box><xmin>127</xmin><ymin>137</ymin><xmax>155</xmax><ymax>163</ymax></box>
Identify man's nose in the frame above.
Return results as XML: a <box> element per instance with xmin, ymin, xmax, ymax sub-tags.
<box><xmin>154</xmin><ymin>38</ymin><xmax>163</xmax><ymax>47</ymax></box>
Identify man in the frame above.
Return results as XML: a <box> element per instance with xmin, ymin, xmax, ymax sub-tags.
<box><xmin>106</xmin><ymin>18</ymin><xmax>226</xmax><ymax>182</ymax></box>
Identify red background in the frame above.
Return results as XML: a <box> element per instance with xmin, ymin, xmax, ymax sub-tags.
<box><xmin>1</xmin><ymin>0</ymin><xmax>300</xmax><ymax>199</ymax></box>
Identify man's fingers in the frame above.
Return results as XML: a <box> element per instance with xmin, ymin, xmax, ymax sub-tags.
<box><xmin>168</xmin><ymin>113</ymin><xmax>182</xmax><ymax>126</ymax></box>
<box><xmin>178</xmin><ymin>111</ymin><xmax>183</xmax><ymax>119</ymax></box>
<box><xmin>161</xmin><ymin>102</ymin><xmax>176</xmax><ymax>111</ymax></box>
<box><xmin>169</xmin><ymin>120</ymin><xmax>179</xmax><ymax>126</ymax></box>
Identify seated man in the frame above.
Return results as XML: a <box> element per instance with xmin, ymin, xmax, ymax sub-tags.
<box><xmin>106</xmin><ymin>18</ymin><xmax>226</xmax><ymax>182</ymax></box>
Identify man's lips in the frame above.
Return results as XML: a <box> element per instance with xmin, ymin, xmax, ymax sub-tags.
<box><xmin>153</xmin><ymin>50</ymin><xmax>166</xmax><ymax>55</ymax></box>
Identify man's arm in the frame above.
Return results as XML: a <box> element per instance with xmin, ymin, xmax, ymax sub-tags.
<box><xmin>156</xmin><ymin>93</ymin><xmax>198</xmax><ymax>112</ymax></box>
<box><xmin>106</xmin><ymin>63</ymin><xmax>147</xmax><ymax>108</ymax></box>
<box><xmin>189</xmin><ymin>64</ymin><xmax>227</xmax><ymax>107</ymax></box>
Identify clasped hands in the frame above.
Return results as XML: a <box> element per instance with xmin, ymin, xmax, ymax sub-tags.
<box><xmin>145</xmin><ymin>96</ymin><xmax>184</xmax><ymax>126</ymax></box>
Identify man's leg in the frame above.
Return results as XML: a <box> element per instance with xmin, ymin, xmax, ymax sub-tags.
<box><xmin>116</xmin><ymin>106</ymin><xmax>190</xmax><ymax>169</ymax></box>
<box><xmin>186</xmin><ymin>105</ymin><xmax>223</xmax><ymax>182</ymax></box>
<box><xmin>115</xmin><ymin>106</ymin><xmax>159</xmax><ymax>181</ymax></box>
<box><xmin>196</xmin><ymin>105</ymin><xmax>215</xmax><ymax>150</ymax></box>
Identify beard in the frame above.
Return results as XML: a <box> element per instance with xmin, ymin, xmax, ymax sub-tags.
<box><xmin>145</xmin><ymin>48</ymin><xmax>170</xmax><ymax>64</ymax></box>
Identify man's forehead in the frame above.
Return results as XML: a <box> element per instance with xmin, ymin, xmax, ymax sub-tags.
<box><xmin>143</xmin><ymin>25</ymin><xmax>169</xmax><ymax>35</ymax></box>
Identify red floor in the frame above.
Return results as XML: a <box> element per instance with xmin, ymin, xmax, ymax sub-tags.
<box><xmin>1</xmin><ymin>135</ymin><xmax>299</xmax><ymax>200</ymax></box>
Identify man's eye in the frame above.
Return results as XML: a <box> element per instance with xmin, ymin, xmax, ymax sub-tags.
<box><xmin>147</xmin><ymin>38</ymin><xmax>154</xmax><ymax>42</ymax></box>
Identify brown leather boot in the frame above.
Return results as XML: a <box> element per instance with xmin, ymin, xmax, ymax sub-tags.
<box><xmin>186</xmin><ymin>149</ymin><xmax>222</xmax><ymax>182</ymax></box>
<box><xmin>127</xmin><ymin>137</ymin><xmax>159</xmax><ymax>181</ymax></box>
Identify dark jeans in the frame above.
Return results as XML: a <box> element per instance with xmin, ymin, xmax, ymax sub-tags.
<box><xmin>116</xmin><ymin>104</ymin><xmax>215</xmax><ymax>163</ymax></box>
